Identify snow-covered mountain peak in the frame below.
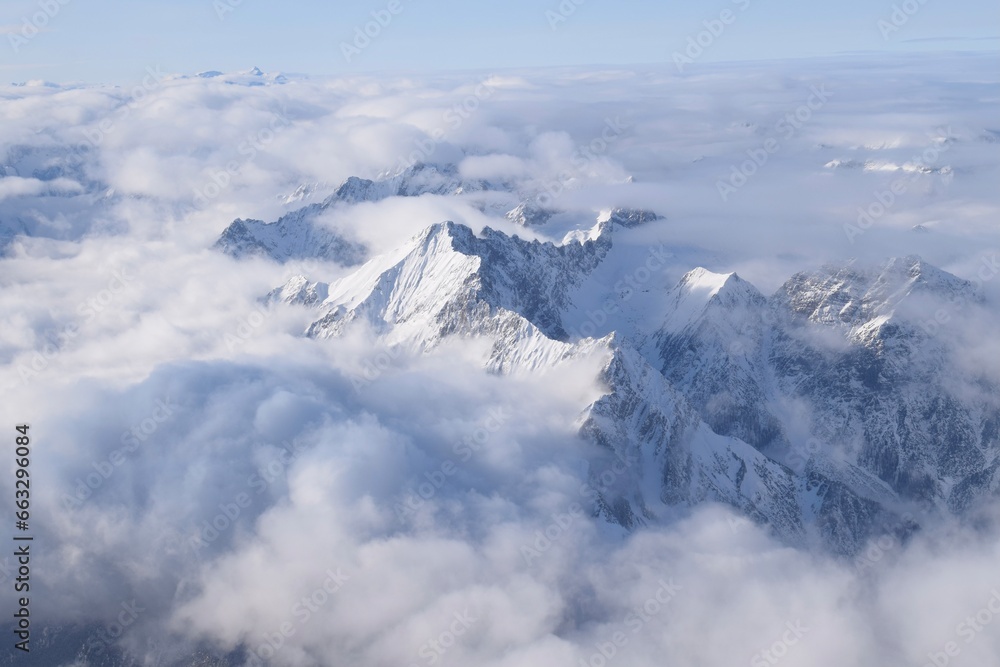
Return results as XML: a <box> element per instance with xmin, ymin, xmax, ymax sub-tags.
<box><xmin>506</xmin><ymin>201</ymin><xmax>553</xmax><ymax>227</ymax></box>
<box><xmin>214</xmin><ymin>210</ymin><xmax>367</xmax><ymax>265</ymax></box>
<box><xmin>658</xmin><ymin>268</ymin><xmax>762</xmax><ymax>335</ymax></box>
<box><xmin>776</xmin><ymin>255</ymin><xmax>978</xmax><ymax>333</ymax></box>
<box><xmin>297</xmin><ymin>219</ymin><xmax>615</xmax><ymax>349</ymax></box>
<box><xmin>321</xmin><ymin>161</ymin><xmax>503</xmax><ymax>206</ymax></box>
<box><xmin>877</xmin><ymin>255</ymin><xmax>976</xmax><ymax>299</ymax></box>
<box><xmin>250</xmin><ymin>212</ymin><xmax>1000</xmax><ymax>555</ymax></box>
<box><xmin>662</xmin><ymin>268</ymin><xmax>732</xmax><ymax>331</ymax></box>
<box><xmin>266</xmin><ymin>275</ymin><xmax>330</xmax><ymax>307</ymax></box>
<box><xmin>556</xmin><ymin>208</ymin><xmax>664</xmax><ymax>249</ymax></box>
<box><xmin>679</xmin><ymin>266</ymin><xmax>736</xmax><ymax>296</ymax></box>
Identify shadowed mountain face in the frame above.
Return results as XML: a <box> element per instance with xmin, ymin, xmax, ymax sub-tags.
<box><xmin>262</xmin><ymin>213</ymin><xmax>998</xmax><ymax>556</ymax></box>
<box><xmin>766</xmin><ymin>258</ymin><xmax>999</xmax><ymax>511</ymax></box>
<box><xmin>213</xmin><ymin>212</ymin><xmax>368</xmax><ymax>265</ymax></box>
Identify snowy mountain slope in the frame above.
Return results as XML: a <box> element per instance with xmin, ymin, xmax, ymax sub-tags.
<box><xmin>298</xmin><ymin>220</ymin><xmax>615</xmax><ymax>377</ymax></box>
<box><xmin>265</xmin><ymin>275</ymin><xmax>330</xmax><ymax>306</ymax></box>
<box><xmin>240</xmin><ymin>150</ymin><xmax>1000</xmax><ymax>553</ymax></box>
<box><xmin>639</xmin><ymin>253</ymin><xmax>1000</xmax><ymax>518</ymax></box>
<box><xmin>642</xmin><ymin>268</ymin><xmax>787</xmax><ymax>454</ymax></box>
<box><xmin>580</xmin><ymin>338</ymin><xmax>898</xmax><ymax>555</ymax></box>
<box><xmin>769</xmin><ymin>257</ymin><xmax>1000</xmax><ymax>512</ymax></box>
<box><xmin>505</xmin><ymin>201</ymin><xmax>553</xmax><ymax>227</ymax></box>
<box><xmin>264</xmin><ymin>218</ymin><xmax>924</xmax><ymax>555</ymax></box>
<box><xmin>580</xmin><ymin>340</ymin><xmax>799</xmax><ymax>533</ymax></box>
<box><xmin>348</xmin><ymin>161</ymin><xmax>494</xmax><ymax>201</ymax></box>
<box><xmin>292</xmin><ymin>210</ymin><xmax>681</xmax><ymax>353</ymax></box>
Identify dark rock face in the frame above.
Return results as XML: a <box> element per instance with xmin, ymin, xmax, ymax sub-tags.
<box><xmin>764</xmin><ymin>258</ymin><xmax>999</xmax><ymax>510</ymax></box>
<box><xmin>606</xmin><ymin>208</ymin><xmax>663</xmax><ymax>228</ymax></box>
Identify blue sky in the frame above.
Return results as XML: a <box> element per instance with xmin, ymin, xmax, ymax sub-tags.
<box><xmin>2</xmin><ymin>0</ymin><xmax>998</xmax><ymax>83</ymax></box>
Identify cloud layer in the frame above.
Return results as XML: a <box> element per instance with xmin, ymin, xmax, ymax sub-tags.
<box><xmin>1</xmin><ymin>52</ymin><xmax>999</xmax><ymax>666</ymax></box>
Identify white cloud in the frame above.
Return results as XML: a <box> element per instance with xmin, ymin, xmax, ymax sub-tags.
<box><xmin>0</xmin><ymin>52</ymin><xmax>998</xmax><ymax>666</ymax></box>
<box><xmin>459</xmin><ymin>154</ymin><xmax>530</xmax><ymax>181</ymax></box>
<box><xmin>0</xmin><ymin>175</ymin><xmax>81</xmax><ymax>199</ymax></box>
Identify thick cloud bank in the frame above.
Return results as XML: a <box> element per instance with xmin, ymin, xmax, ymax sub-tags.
<box><xmin>1</xmin><ymin>52</ymin><xmax>999</xmax><ymax>666</ymax></box>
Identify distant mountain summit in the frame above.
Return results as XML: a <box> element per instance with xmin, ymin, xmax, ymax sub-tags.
<box><xmin>214</xmin><ymin>163</ymin><xmax>506</xmax><ymax>264</ymax></box>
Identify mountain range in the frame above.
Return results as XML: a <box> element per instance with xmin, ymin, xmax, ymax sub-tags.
<box><xmin>217</xmin><ymin>165</ymin><xmax>999</xmax><ymax>557</ymax></box>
